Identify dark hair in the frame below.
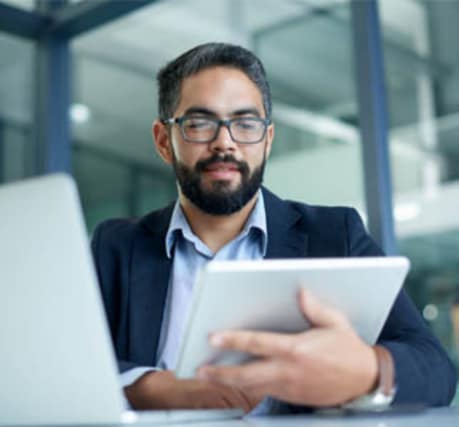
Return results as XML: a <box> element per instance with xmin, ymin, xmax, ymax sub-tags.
<box><xmin>157</xmin><ymin>42</ymin><xmax>272</xmax><ymax>120</ymax></box>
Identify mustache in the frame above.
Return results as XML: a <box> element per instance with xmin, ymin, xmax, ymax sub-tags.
<box><xmin>195</xmin><ymin>154</ymin><xmax>250</xmax><ymax>175</ymax></box>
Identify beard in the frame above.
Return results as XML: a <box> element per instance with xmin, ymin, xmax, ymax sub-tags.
<box><xmin>172</xmin><ymin>151</ymin><xmax>266</xmax><ymax>216</ymax></box>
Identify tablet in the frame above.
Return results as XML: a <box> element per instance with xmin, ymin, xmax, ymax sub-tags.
<box><xmin>175</xmin><ymin>256</ymin><xmax>410</xmax><ymax>378</ymax></box>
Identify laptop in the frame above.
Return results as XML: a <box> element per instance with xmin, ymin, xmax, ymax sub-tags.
<box><xmin>175</xmin><ymin>258</ymin><xmax>409</xmax><ymax>378</ymax></box>
<box><xmin>0</xmin><ymin>174</ymin><xmax>243</xmax><ymax>426</ymax></box>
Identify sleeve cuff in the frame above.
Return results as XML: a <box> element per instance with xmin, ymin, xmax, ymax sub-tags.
<box><xmin>120</xmin><ymin>366</ymin><xmax>162</xmax><ymax>388</ymax></box>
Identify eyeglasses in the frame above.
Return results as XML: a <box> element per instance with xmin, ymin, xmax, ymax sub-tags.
<box><xmin>161</xmin><ymin>115</ymin><xmax>271</xmax><ymax>144</ymax></box>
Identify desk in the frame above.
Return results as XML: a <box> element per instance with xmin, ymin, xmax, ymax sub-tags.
<box><xmin>99</xmin><ymin>407</ymin><xmax>459</xmax><ymax>427</ymax></box>
<box><xmin>244</xmin><ymin>407</ymin><xmax>459</xmax><ymax>427</ymax></box>
<box><xmin>209</xmin><ymin>407</ymin><xmax>458</xmax><ymax>427</ymax></box>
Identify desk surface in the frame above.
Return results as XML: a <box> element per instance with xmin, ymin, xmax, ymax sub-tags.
<box><xmin>208</xmin><ymin>407</ymin><xmax>458</xmax><ymax>427</ymax></box>
<box><xmin>105</xmin><ymin>407</ymin><xmax>459</xmax><ymax>427</ymax></box>
<box><xmin>20</xmin><ymin>407</ymin><xmax>458</xmax><ymax>426</ymax></box>
<box><xmin>243</xmin><ymin>407</ymin><xmax>459</xmax><ymax>427</ymax></box>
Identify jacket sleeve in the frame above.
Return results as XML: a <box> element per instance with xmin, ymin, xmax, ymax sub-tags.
<box><xmin>91</xmin><ymin>220</ymin><xmax>143</xmax><ymax>374</ymax></box>
<box><xmin>346</xmin><ymin>208</ymin><xmax>457</xmax><ymax>406</ymax></box>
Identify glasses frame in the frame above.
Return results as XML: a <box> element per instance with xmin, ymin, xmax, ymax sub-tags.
<box><xmin>161</xmin><ymin>115</ymin><xmax>272</xmax><ymax>144</ymax></box>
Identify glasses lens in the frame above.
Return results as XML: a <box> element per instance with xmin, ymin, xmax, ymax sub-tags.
<box><xmin>182</xmin><ymin>117</ymin><xmax>217</xmax><ymax>142</ymax></box>
<box><xmin>230</xmin><ymin>118</ymin><xmax>266</xmax><ymax>143</ymax></box>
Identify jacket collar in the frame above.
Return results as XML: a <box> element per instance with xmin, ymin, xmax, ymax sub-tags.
<box><xmin>262</xmin><ymin>187</ymin><xmax>309</xmax><ymax>259</ymax></box>
<box><xmin>140</xmin><ymin>201</ymin><xmax>176</xmax><ymax>238</ymax></box>
<box><xmin>140</xmin><ymin>190</ymin><xmax>309</xmax><ymax>259</ymax></box>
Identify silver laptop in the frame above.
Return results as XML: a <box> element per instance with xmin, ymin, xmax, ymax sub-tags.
<box><xmin>0</xmin><ymin>174</ymin><xmax>243</xmax><ymax>426</ymax></box>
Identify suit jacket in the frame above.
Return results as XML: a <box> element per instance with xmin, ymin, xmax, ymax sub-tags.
<box><xmin>91</xmin><ymin>187</ymin><xmax>457</xmax><ymax>408</ymax></box>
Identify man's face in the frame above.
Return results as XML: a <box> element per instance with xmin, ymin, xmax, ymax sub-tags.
<box><xmin>155</xmin><ymin>66</ymin><xmax>274</xmax><ymax>215</ymax></box>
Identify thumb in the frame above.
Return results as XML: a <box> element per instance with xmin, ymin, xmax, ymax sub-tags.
<box><xmin>298</xmin><ymin>288</ymin><xmax>349</xmax><ymax>329</ymax></box>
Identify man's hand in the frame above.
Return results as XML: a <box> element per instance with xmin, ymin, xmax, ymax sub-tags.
<box><xmin>124</xmin><ymin>370</ymin><xmax>262</xmax><ymax>412</ymax></box>
<box><xmin>197</xmin><ymin>289</ymin><xmax>379</xmax><ymax>407</ymax></box>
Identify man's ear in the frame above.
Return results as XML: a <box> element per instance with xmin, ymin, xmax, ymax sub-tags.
<box><xmin>265</xmin><ymin>123</ymin><xmax>275</xmax><ymax>159</ymax></box>
<box><xmin>152</xmin><ymin>120</ymin><xmax>173</xmax><ymax>164</ymax></box>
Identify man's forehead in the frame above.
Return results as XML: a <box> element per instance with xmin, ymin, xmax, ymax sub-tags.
<box><xmin>175</xmin><ymin>66</ymin><xmax>264</xmax><ymax>114</ymax></box>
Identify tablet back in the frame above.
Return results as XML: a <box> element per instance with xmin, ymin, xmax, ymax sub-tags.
<box><xmin>176</xmin><ymin>257</ymin><xmax>409</xmax><ymax>378</ymax></box>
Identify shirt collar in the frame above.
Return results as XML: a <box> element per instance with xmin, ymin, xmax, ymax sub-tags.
<box><xmin>165</xmin><ymin>191</ymin><xmax>268</xmax><ymax>258</ymax></box>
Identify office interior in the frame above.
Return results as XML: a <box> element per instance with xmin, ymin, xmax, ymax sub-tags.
<box><xmin>0</xmin><ymin>0</ymin><xmax>458</xmax><ymax>403</ymax></box>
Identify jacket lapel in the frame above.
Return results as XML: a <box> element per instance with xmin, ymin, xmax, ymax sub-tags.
<box><xmin>263</xmin><ymin>187</ymin><xmax>309</xmax><ymax>259</ymax></box>
<box><xmin>127</xmin><ymin>204</ymin><xmax>174</xmax><ymax>365</ymax></box>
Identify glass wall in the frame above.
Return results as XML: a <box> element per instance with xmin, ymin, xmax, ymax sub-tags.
<box><xmin>70</xmin><ymin>0</ymin><xmax>366</xmax><ymax>232</ymax></box>
<box><xmin>380</xmin><ymin>0</ymin><xmax>459</xmax><ymax>382</ymax></box>
<box><xmin>0</xmin><ymin>32</ymin><xmax>35</xmax><ymax>183</ymax></box>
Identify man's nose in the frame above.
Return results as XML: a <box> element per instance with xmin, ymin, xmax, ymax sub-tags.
<box><xmin>209</xmin><ymin>123</ymin><xmax>236</xmax><ymax>153</ymax></box>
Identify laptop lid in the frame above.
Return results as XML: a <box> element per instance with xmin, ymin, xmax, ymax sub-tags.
<box><xmin>0</xmin><ymin>174</ymin><xmax>125</xmax><ymax>425</ymax></box>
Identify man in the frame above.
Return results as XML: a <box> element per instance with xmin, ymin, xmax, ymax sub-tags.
<box><xmin>91</xmin><ymin>43</ymin><xmax>456</xmax><ymax>413</ymax></box>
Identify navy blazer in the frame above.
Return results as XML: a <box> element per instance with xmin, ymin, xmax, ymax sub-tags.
<box><xmin>91</xmin><ymin>187</ymin><xmax>457</xmax><ymax>407</ymax></box>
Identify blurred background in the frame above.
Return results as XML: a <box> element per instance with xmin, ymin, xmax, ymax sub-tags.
<box><xmin>1</xmin><ymin>0</ymin><xmax>458</xmax><ymax>400</ymax></box>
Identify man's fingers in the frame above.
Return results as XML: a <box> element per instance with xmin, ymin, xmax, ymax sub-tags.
<box><xmin>197</xmin><ymin>359</ymin><xmax>281</xmax><ymax>396</ymax></box>
<box><xmin>298</xmin><ymin>288</ymin><xmax>349</xmax><ymax>329</ymax></box>
<box><xmin>209</xmin><ymin>330</ymin><xmax>293</xmax><ymax>358</ymax></box>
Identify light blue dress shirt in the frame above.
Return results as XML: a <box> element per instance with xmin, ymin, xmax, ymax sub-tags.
<box><xmin>121</xmin><ymin>192</ymin><xmax>272</xmax><ymax>414</ymax></box>
<box><xmin>158</xmin><ymin>192</ymin><xmax>267</xmax><ymax>370</ymax></box>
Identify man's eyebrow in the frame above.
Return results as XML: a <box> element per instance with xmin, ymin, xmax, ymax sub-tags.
<box><xmin>231</xmin><ymin>108</ymin><xmax>262</xmax><ymax>117</ymax></box>
<box><xmin>183</xmin><ymin>107</ymin><xmax>217</xmax><ymax>116</ymax></box>
<box><xmin>182</xmin><ymin>107</ymin><xmax>263</xmax><ymax>117</ymax></box>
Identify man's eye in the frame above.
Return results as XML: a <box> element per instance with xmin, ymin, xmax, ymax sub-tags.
<box><xmin>234</xmin><ymin>119</ymin><xmax>258</xmax><ymax>130</ymax></box>
<box><xmin>184</xmin><ymin>119</ymin><xmax>212</xmax><ymax>130</ymax></box>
